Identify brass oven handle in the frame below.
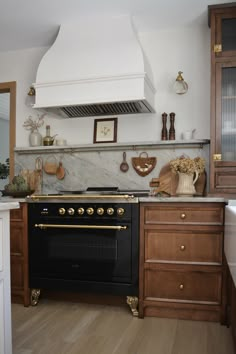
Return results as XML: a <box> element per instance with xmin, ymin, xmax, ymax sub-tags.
<box><xmin>35</xmin><ymin>224</ymin><xmax>128</xmax><ymax>231</ymax></box>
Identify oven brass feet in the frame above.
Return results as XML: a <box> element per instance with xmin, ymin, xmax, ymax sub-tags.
<box><xmin>31</xmin><ymin>289</ymin><xmax>41</xmax><ymax>306</ymax></box>
<box><xmin>126</xmin><ymin>296</ymin><xmax>139</xmax><ymax>317</ymax></box>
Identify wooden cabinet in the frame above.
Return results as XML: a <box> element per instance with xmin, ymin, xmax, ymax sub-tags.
<box><xmin>139</xmin><ymin>202</ymin><xmax>225</xmax><ymax>322</ymax></box>
<box><xmin>208</xmin><ymin>4</ymin><xmax>236</xmax><ymax>194</ymax></box>
<box><xmin>10</xmin><ymin>202</ymin><xmax>30</xmax><ymax>306</ymax></box>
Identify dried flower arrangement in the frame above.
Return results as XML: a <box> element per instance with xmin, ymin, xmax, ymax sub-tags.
<box><xmin>23</xmin><ymin>114</ymin><xmax>45</xmax><ymax>132</ymax></box>
<box><xmin>170</xmin><ymin>156</ymin><xmax>205</xmax><ymax>175</ymax></box>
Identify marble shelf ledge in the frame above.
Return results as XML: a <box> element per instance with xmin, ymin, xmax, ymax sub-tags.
<box><xmin>14</xmin><ymin>139</ymin><xmax>210</xmax><ymax>155</ymax></box>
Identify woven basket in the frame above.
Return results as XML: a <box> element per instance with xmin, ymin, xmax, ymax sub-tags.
<box><xmin>132</xmin><ymin>152</ymin><xmax>157</xmax><ymax>177</ymax></box>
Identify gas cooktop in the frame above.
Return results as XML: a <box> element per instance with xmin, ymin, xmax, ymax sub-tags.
<box><xmin>58</xmin><ymin>187</ymin><xmax>150</xmax><ymax>197</ymax></box>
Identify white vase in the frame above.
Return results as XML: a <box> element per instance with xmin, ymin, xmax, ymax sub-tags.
<box><xmin>176</xmin><ymin>171</ymin><xmax>199</xmax><ymax>197</ymax></box>
<box><xmin>29</xmin><ymin>130</ymin><xmax>42</xmax><ymax>147</ymax></box>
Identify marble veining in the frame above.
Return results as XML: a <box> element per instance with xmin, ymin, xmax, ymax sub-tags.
<box><xmin>14</xmin><ymin>145</ymin><xmax>209</xmax><ymax>194</ymax></box>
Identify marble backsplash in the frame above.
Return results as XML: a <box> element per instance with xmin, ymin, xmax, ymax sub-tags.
<box><xmin>14</xmin><ymin>145</ymin><xmax>209</xmax><ymax>195</ymax></box>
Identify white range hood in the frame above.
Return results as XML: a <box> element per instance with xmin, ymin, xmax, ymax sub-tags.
<box><xmin>33</xmin><ymin>15</ymin><xmax>156</xmax><ymax>118</ymax></box>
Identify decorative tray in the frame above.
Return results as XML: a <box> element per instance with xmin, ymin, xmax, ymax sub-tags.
<box><xmin>1</xmin><ymin>190</ymin><xmax>35</xmax><ymax>198</ymax></box>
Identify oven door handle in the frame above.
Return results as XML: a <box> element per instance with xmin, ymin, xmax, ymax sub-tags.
<box><xmin>34</xmin><ymin>223</ymin><xmax>128</xmax><ymax>231</ymax></box>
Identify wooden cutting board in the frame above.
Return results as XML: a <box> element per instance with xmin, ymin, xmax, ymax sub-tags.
<box><xmin>151</xmin><ymin>163</ymin><xmax>207</xmax><ymax>196</ymax></box>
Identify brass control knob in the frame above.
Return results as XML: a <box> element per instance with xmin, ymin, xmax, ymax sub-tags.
<box><xmin>179</xmin><ymin>284</ymin><xmax>184</xmax><ymax>290</ymax></box>
<box><xmin>97</xmin><ymin>208</ymin><xmax>104</xmax><ymax>215</ymax></box>
<box><xmin>67</xmin><ymin>208</ymin><xmax>75</xmax><ymax>216</ymax></box>
<box><xmin>86</xmin><ymin>207</ymin><xmax>94</xmax><ymax>215</ymax></box>
<box><xmin>180</xmin><ymin>213</ymin><xmax>186</xmax><ymax>219</ymax></box>
<box><xmin>117</xmin><ymin>208</ymin><xmax>125</xmax><ymax>216</ymax></box>
<box><xmin>58</xmin><ymin>208</ymin><xmax>66</xmax><ymax>215</ymax></box>
<box><xmin>77</xmin><ymin>207</ymin><xmax>84</xmax><ymax>215</ymax></box>
<box><xmin>107</xmin><ymin>208</ymin><xmax>114</xmax><ymax>215</ymax></box>
<box><xmin>180</xmin><ymin>245</ymin><xmax>186</xmax><ymax>251</ymax></box>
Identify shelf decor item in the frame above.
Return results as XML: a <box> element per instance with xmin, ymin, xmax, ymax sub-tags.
<box><xmin>170</xmin><ymin>156</ymin><xmax>205</xmax><ymax>197</ymax></box>
<box><xmin>161</xmin><ymin>112</ymin><xmax>168</xmax><ymax>140</ymax></box>
<box><xmin>93</xmin><ymin>118</ymin><xmax>117</xmax><ymax>143</ymax></box>
<box><xmin>169</xmin><ymin>112</ymin><xmax>176</xmax><ymax>140</ymax></box>
<box><xmin>23</xmin><ymin>114</ymin><xmax>45</xmax><ymax>147</ymax></box>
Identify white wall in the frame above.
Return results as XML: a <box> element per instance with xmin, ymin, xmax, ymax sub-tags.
<box><xmin>0</xmin><ymin>24</ymin><xmax>211</xmax><ymax>147</ymax></box>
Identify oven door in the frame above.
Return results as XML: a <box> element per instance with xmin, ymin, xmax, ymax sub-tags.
<box><xmin>29</xmin><ymin>219</ymin><xmax>132</xmax><ymax>283</ymax></box>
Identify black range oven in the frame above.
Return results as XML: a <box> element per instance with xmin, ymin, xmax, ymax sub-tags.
<box><xmin>27</xmin><ymin>189</ymin><xmax>142</xmax><ymax>312</ymax></box>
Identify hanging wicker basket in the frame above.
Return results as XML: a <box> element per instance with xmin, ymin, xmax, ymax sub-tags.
<box><xmin>132</xmin><ymin>152</ymin><xmax>157</xmax><ymax>177</ymax></box>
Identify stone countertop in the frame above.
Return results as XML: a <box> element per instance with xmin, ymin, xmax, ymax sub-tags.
<box><xmin>0</xmin><ymin>200</ymin><xmax>20</xmax><ymax>211</ymax></box>
<box><xmin>0</xmin><ymin>196</ymin><xmax>26</xmax><ymax>203</ymax></box>
<box><xmin>139</xmin><ymin>196</ymin><xmax>226</xmax><ymax>203</ymax></box>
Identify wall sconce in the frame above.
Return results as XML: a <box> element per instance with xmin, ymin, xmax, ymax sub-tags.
<box><xmin>25</xmin><ymin>86</ymin><xmax>35</xmax><ymax>107</ymax></box>
<box><xmin>173</xmin><ymin>71</ymin><xmax>188</xmax><ymax>95</ymax></box>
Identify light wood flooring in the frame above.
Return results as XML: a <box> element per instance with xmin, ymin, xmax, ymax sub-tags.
<box><xmin>12</xmin><ymin>299</ymin><xmax>234</xmax><ymax>354</ymax></box>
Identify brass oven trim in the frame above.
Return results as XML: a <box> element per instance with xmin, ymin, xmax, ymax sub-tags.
<box><xmin>28</xmin><ymin>194</ymin><xmax>135</xmax><ymax>201</ymax></box>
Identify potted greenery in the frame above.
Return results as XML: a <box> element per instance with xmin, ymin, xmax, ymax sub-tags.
<box><xmin>0</xmin><ymin>158</ymin><xmax>10</xmax><ymax>180</ymax></box>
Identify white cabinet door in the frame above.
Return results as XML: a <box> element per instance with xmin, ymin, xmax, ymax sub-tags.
<box><xmin>0</xmin><ymin>213</ymin><xmax>12</xmax><ymax>354</ymax></box>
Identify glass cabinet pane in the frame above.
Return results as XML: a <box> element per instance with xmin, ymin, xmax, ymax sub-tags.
<box><xmin>221</xmin><ymin>67</ymin><xmax>236</xmax><ymax>160</ymax></box>
<box><xmin>222</xmin><ymin>18</ymin><xmax>236</xmax><ymax>52</ymax></box>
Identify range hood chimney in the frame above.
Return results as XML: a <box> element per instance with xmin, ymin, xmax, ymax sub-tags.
<box><xmin>33</xmin><ymin>15</ymin><xmax>156</xmax><ymax>118</ymax></box>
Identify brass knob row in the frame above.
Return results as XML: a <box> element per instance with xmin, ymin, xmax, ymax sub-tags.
<box><xmin>58</xmin><ymin>207</ymin><xmax>125</xmax><ymax>216</ymax></box>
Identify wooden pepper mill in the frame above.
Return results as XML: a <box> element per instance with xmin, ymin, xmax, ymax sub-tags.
<box><xmin>161</xmin><ymin>112</ymin><xmax>168</xmax><ymax>140</ymax></box>
<box><xmin>169</xmin><ymin>112</ymin><xmax>176</xmax><ymax>140</ymax></box>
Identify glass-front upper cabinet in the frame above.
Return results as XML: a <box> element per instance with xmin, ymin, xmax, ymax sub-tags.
<box><xmin>216</xmin><ymin>62</ymin><xmax>236</xmax><ymax>161</ymax></box>
<box><xmin>209</xmin><ymin>4</ymin><xmax>236</xmax><ymax>194</ymax></box>
<box><xmin>209</xmin><ymin>5</ymin><xmax>236</xmax><ymax>57</ymax></box>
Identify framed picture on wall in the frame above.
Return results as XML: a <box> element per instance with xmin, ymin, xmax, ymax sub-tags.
<box><xmin>93</xmin><ymin>118</ymin><xmax>118</xmax><ymax>143</ymax></box>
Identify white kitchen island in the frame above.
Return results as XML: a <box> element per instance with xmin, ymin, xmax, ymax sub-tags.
<box><xmin>0</xmin><ymin>201</ymin><xmax>19</xmax><ymax>354</ymax></box>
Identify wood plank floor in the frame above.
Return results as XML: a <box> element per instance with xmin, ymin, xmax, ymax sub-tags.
<box><xmin>12</xmin><ymin>299</ymin><xmax>234</xmax><ymax>354</ymax></box>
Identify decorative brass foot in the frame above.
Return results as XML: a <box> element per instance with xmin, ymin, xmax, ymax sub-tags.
<box><xmin>126</xmin><ymin>296</ymin><xmax>139</xmax><ymax>317</ymax></box>
<box><xmin>31</xmin><ymin>289</ymin><xmax>41</xmax><ymax>306</ymax></box>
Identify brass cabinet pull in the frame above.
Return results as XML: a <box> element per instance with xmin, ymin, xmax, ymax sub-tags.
<box><xmin>213</xmin><ymin>44</ymin><xmax>222</xmax><ymax>53</ymax></box>
<box><xmin>180</xmin><ymin>245</ymin><xmax>186</xmax><ymax>251</ymax></box>
<box><xmin>213</xmin><ymin>154</ymin><xmax>222</xmax><ymax>161</ymax></box>
<box><xmin>35</xmin><ymin>223</ymin><xmax>127</xmax><ymax>231</ymax></box>
<box><xmin>180</xmin><ymin>213</ymin><xmax>186</xmax><ymax>219</ymax></box>
<box><xmin>179</xmin><ymin>284</ymin><xmax>184</xmax><ymax>290</ymax></box>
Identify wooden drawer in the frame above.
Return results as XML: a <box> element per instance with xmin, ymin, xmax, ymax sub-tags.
<box><xmin>142</xmin><ymin>203</ymin><xmax>223</xmax><ymax>225</ymax></box>
<box><xmin>145</xmin><ymin>230</ymin><xmax>223</xmax><ymax>264</ymax></box>
<box><xmin>144</xmin><ymin>265</ymin><xmax>222</xmax><ymax>304</ymax></box>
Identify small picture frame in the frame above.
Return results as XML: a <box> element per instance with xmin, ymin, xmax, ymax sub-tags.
<box><xmin>93</xmin><ymin>118</ymin><xmax>118</xmax><ymax>144</ymax></box>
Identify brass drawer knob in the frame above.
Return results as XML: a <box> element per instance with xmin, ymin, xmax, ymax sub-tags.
<box><xmin>180</xmin><ymin>245</ymin><xmax>185</xmax><ymax>251</ymax></box>
<box><xmin>180</xmin><ymin>213</ymin><xmax>186</xmax><ymax>219</ymax></box>
<box><xmin>179</xmin><ymin>284</ymin><xmax>184</xmax><ymax>290</ymax></box>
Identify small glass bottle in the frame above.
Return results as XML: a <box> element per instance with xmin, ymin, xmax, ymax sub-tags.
<box><xmin>43</xmin><ymin>125</ymin><xmax>54</xmax><ymax>146</ymax></box>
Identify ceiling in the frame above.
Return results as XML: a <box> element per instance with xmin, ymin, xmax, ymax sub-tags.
<box><xmin>0</xmin><ymin>0</ymin><xmax>231</xmax><ymax>52</ymax></box>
